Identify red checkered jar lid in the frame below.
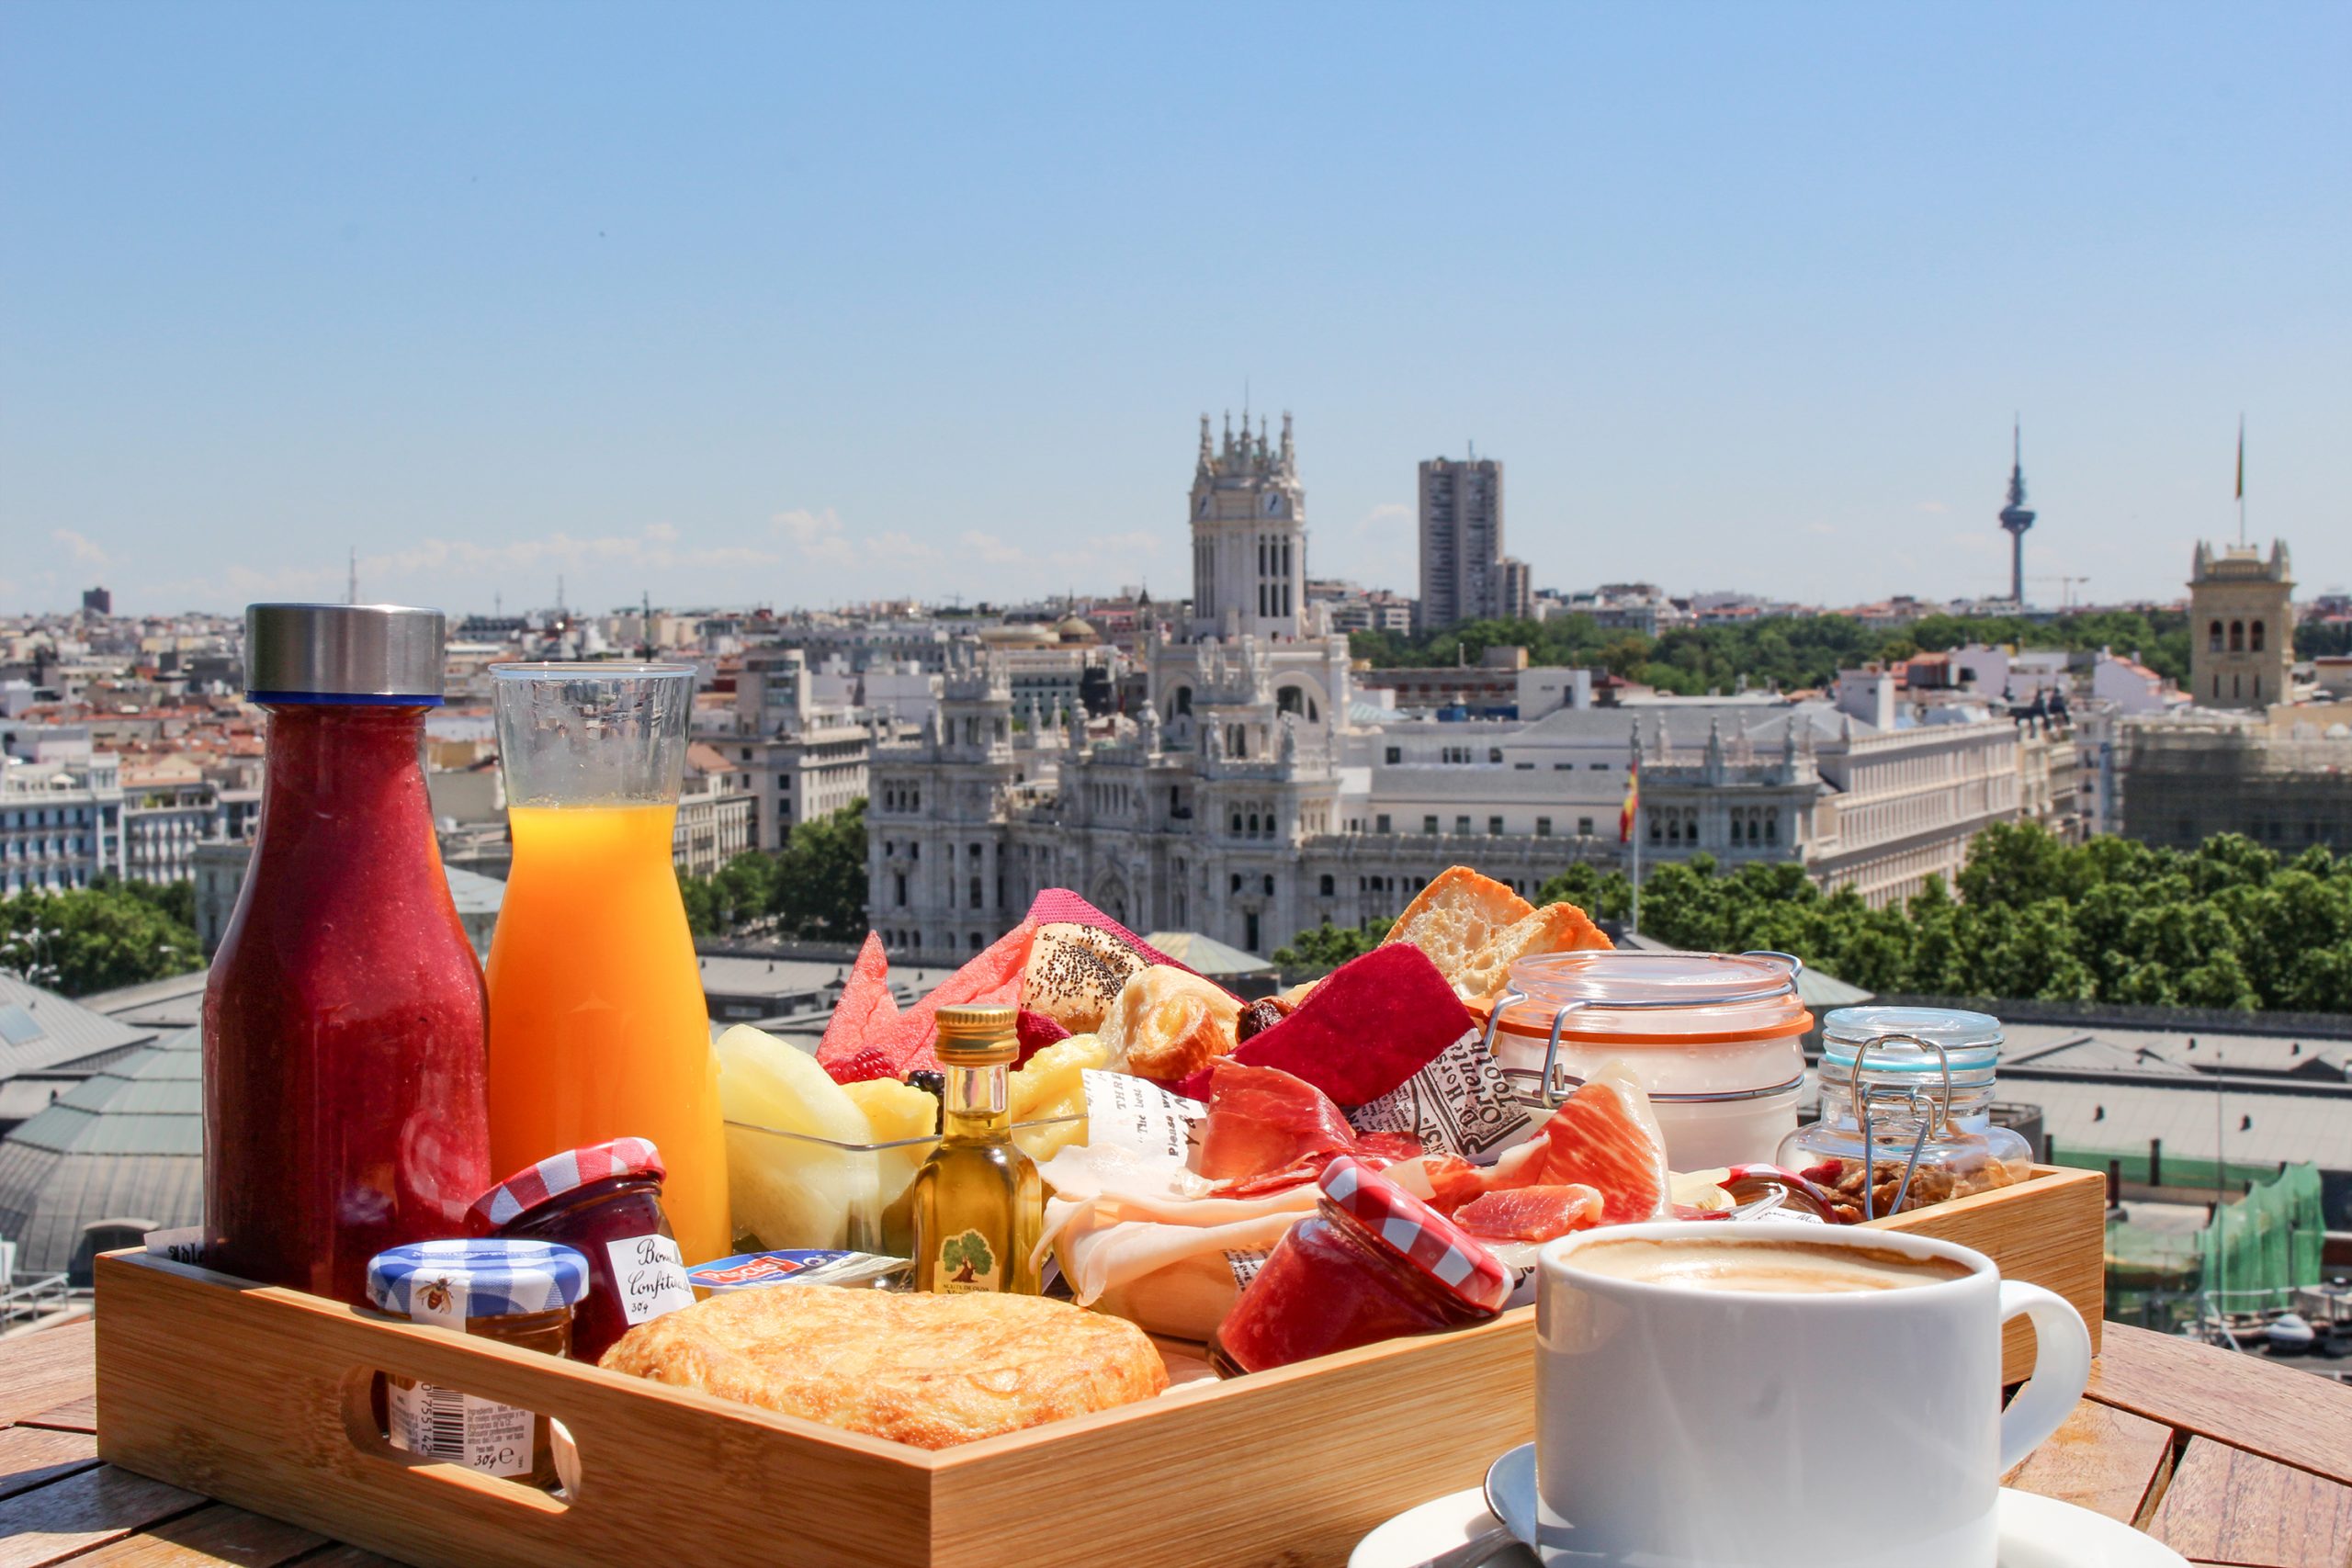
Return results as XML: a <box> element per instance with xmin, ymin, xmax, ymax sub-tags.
<box><xmin>469</xmin><ymin>1137</ymin><xmax>667</xmax><ymax>1231</ymax></box>
<box><xmin>1317</xmin><ymin>1156</ymin><xmax>1510</xmax><ymax>1314</ymax></box>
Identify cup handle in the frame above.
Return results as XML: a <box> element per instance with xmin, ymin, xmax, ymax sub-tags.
<box><xmin>1996</xmin><ymin>1280</ymin><xmax>2094</xmax><ymax>1472</ymax></box>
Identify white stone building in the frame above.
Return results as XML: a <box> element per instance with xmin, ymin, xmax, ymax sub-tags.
<box><xmin>700</xmin><ymin>648</ymin><xmax>874</xmax><ymax>852</ymax></box>
<box><xmin>866</xmin><ymin>422</ymin><xmax>2036</xmax><ymax>964</ymax></box>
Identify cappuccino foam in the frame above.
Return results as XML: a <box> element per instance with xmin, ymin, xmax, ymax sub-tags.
<box><xmin>1567</xmin><ymin>1236</ymin><xmax>1971</xmax><ymax>1295</ymax></box>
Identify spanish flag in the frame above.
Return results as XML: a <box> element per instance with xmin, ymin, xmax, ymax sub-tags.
<box><xmin>1619</xmin><ymin>756</ymin><xmax>1640</xmax><ymax>843</ymax></box>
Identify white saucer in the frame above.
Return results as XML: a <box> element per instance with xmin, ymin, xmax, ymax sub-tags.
<box><xmin>1351</xmin><ymin>1447</ymin><xmax>2188</xmax><ymax>1568</ymax></box>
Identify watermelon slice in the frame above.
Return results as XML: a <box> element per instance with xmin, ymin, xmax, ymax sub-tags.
<box><xmin>815</xmin><ymin>933</ymin><xmax>901</xmax><ymax>1082</ymax></box>
<box><xmin>1453</xmin><ymin>1184</ymin><xmax>1605</xmax><ymax>1243</ymax></box>
<box><xmin>876</xmin><ymin>919</ymin><xmax>1038</xmax><ymax>1076</ymax></box>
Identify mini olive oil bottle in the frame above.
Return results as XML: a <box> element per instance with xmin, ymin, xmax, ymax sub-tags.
<box><xmin>910</xmin><ymin>1005</ymin><xmax>1043</xmax><ymax>1294</ymax></box>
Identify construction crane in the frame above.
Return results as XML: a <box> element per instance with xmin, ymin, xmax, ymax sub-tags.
<box><xmin>2024</xmin><ymin>575</ymin><xmax>2093</xmax><ymax>610</ymax></box>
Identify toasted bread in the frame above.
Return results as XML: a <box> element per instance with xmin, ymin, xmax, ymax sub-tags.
<box><xmin>1020</xmin><ymin>922</ymin><xmax>1148</xmax><ymax>1033</ymax></box>
<box><xmin>1382</xmin><ymin>867</ymin><xmax>1534</xmax><ymax>988</ymax></box>
<box><xmin>1451</xmin><ymin>900</ymin><xmax>1612</xmax><ymax>1000</ymax></box>
<box><xmin>1384</xmin><ymin>866</ymin><xmax>1611</xmax><ymax>1001</ymax></box>
<box><xmin>1100</xmin><ymin>964</ymin><xmax>1242</xmax><ymax>1080</ymax></box>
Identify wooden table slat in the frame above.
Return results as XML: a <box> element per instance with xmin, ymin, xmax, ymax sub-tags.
<box><xmin>0</xmin><ymin>1427</ymin><xmax>102</xmax><ymax>1504</ymax></box>
<box><xmin>57</xmin><ymin>1500</ymin><xmax>330</xmax><ymax>1566</ymax></box>
<box><xmin>282</xmin><ymin>1547</ymin><xmax>407</xmax><ymax>1568</ymax></box>
<box><xmin>2089</xmin><ymin>1324</ymin><xmax>2352</xmax><ymax>1490</ymax></box>
<box><xmin>2142</xmin><ymin>1438</ymin><xmax>2352</xmax><ymax>1568</ymax></box>
<box><xmin>0</xmin><ymin>1325</ymin><xmax>96</xmax><ymax>1431</ymax></box>
<box><xmin>2001</xmin><ymin>1398</ymin><xmax>2177</xmax><ymax>1526</ymax></box>
<box><xmin>21</xmin><ymin>1395</ymin><xmax>99</xmax><ymax>1436</ymax></box>
<box><xmin>0</xmin><ymin>1464</ymin><xmax>203</xmax><ymax>1568</ymax></box>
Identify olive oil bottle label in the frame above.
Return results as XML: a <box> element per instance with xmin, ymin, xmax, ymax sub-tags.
<box><xmin>936</xmin><ymin>1229</ymin><xmax>1001</xmax><ymax>1293</ymax></box>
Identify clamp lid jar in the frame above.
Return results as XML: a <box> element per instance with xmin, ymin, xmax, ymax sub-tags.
<box><xmin>1780</xmin><ymin>1006</ymin><xmax>2033</xmax><ymax>1220</ymax></box>
<box><xmin>1485</xmin><ymin>950</ymin><xmax>1813</xmax><ymax>1170</ymax></box>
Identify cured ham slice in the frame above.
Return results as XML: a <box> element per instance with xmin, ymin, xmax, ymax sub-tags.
<box><xmin>1196</xmin><ymin>1062</ymin><xmax>1427</xmax><ymax>1193</ymax></box>
<box><xmin>1453</xmin><ymin>1184</ymin><xmax>1604</xmax><ymax>1243</ymax></box>
<box><xmin>1391</xmin><ymin>1066</ymin><xmax>1672</xmax><ymax>1229</ymax></box>
<box><xmin>1511</xmin><ymin>1066</ymin><xmax>1672</xmax><ymax>1225</ymax></box>
<box><xmin>1198</xmin><ymin>1061</ymin><xmax>1363</xmax><ymax>1186</ymax></box>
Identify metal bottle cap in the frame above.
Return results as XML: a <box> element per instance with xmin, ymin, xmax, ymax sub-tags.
<box><xmin>244</xmin><ymin>604</ymin><xmax>447</xmax><ymax>705</ymax></box>
<box><xmin>934</xmin><ymin>1005</ymin><xmax>1019</xmax><ymax>1065</ymax></box>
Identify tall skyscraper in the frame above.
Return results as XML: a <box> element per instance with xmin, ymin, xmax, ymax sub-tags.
<box><xmin>1189</xmin><ymin>411</ymin><xmax>1306</xmax><ymax>640</ymax></box>
<box><xmin>1418</xmin><ymin>454</ymin><xmax>1505</xmax><ymax>631</ymax></box>
<box><xmin>1997</xmin><ymin>423</ymin><xmax>2035</xmax><ymax>607</ymax></box>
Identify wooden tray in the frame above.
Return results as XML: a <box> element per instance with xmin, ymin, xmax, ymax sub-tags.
<box><xmin>95</xmin><ymin>1165</ymin><xmax>2104</xmax><ymax>1568</ymax></box>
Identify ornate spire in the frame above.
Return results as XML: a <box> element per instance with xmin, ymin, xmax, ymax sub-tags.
<box><xmin>1198</xmin><ymin>413</ymin><xmax>1214</xmax><ymax>474</ymax></box>
<box><xmin>1280</xmin><ymin>411</ymin><xmax>1295</xmax><ymax>468</ymax></box>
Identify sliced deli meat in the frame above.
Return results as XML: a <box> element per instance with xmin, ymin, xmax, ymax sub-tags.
<box><xmin>1452</xmin><ymin>1184</ymin><xmax>1605</xmax><ymax>1243</ymax></box>
<box><xmin>1396</xmin><ymin>1066</ymin><xmax>1673</xmax><ymax>1238</ymax></box>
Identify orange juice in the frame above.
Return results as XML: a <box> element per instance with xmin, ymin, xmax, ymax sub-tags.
<box><xmin>485</xmin><ymin>803</ymin><xmax>729</xmax><ymax>1266</ymax></box>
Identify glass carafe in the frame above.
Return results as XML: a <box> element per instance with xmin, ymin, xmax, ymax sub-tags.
<box><xmin>485</xmin><ymin>663</ymin><xmax>728</xmax><ymax>1267</ymax></box>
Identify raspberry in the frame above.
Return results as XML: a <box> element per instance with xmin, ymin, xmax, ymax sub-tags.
<box><xmin>825</xmin><ymin>1045</ymin><xmax>898</xmax><ymax>1085</ymax></box>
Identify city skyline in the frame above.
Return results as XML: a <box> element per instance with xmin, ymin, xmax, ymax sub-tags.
<box><xmin>5</xmin><ymin>3</ymin><xmax>2347</xmax><ymax>615</ymax></box>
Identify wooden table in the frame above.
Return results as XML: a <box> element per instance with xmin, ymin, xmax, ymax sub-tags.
<box><xmin>2</xmin><ymin>1319</ymin><xmax>2349</xmax><ymax>1568</ymax></box>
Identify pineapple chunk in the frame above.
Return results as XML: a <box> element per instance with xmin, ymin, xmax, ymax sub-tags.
<box><xmin>842</xmin><ymin>1077</ymin><xmax>941</xmax><ymax>1145</ymax></box>
<box><xmin>716</xmin><ymin>1025</ymin><xmax>877</xmax><ymax>1252</ymax></box>
<box><xmin>1011</xmin><ymin>1032</ymin><xmax>1110</xmax><ymax>1162</ymax></box>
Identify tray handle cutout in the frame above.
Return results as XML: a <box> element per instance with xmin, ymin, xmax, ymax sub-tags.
<box><xmin>341</xmin><ymin>1364</ymin><xmax>578</xmax><ymax>1513</ymax></box>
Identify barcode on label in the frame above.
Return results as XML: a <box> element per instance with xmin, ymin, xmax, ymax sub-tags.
<box><xmin>420</xmin><ymin>1383</ymin><xmax>468</xmax><ymax>1460</ymax></box>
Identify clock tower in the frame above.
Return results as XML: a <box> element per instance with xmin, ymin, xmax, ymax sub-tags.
<box><xmin>1189</xmin><ymin>411</ymin><xmax>1306</xmax><ymax>642</ymax></box>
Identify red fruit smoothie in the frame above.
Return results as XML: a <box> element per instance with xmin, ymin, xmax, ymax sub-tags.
<box><xmin>203</xmin><ymin>704</ymin><xmax>492</xmax><ymax>1304</ymax></box>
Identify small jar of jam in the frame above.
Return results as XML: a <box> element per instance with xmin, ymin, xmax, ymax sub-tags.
<box><xmin>1211</xmin><ymin>1156</ymin><xmax>1511</xmax><ymax>1376</ymax></box>
<box><xmin>366</xmin><ymin>1239</ymin><xmax>589</xmax><ymax>1489</ymax></box>
<box><xmin>469</xmin><ymin>1137</ymin><xmax>694</xmax><ymax>1363</ymax></box>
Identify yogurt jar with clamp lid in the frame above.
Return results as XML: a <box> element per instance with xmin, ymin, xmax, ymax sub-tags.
<box><xmin>1484</xmin><ymin>950</ymin><xmax>1812</xmax><ymax>1169</ymax></box>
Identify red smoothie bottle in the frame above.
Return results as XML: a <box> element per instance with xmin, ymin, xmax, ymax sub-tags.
<box><xmin>203</xmin><ymin>604</ymin><xmax>492</xmax><ymax>1304</ymax></box>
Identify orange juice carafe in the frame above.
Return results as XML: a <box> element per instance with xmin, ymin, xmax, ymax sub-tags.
<box><xmin>485</xmin><ymin>664</ymin><xmax>729</xmax><ymax>1266</ymax></box>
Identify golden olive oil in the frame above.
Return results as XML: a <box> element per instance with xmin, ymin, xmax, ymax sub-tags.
<box><xmin>910</xmin><ymin>1008</ymin><xmax>1043</xmax><ymax>1294</ymax></box>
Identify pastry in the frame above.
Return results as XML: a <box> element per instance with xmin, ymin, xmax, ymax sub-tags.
<box><xmin>599</xmin><ymin>1285</ymin><xmax>1166</xmax><ymax>1449</ymax></box>
<box><xmin>1021</xmin><ymin>923</ymin><xmax>1150</xmax><ymax>1033</ymax></box>
<box><xmin>1100</xmin><ymin>965</ymin><xmax>1242</xmax><ymax>1081</ymax></box>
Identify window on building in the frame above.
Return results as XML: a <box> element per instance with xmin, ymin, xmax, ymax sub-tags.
<box><xmin>2209</xmin><ymin>619</ymin><xmax>2224</xmax><ymax>652</ymax></box>
<box><xmin>910</xmin><ymin>841</ymin><xmax>919</xmax><ymax>860</ymax></box>
<box><xmin>1765</xmin><ymin>814</ymin><xmax>1778</xmax><ymax>842</ymax></box>
<box><xmin>1244</xmin><ymin>910</ymin><xmax>1261</xmax><ymax>952</ymax></box>
<box><xmin>1374</xmin><ymin>814</ymin><xmax>1391</xmax><ymax>833</ymax></box>
<box><xmin>1577</xmin><ymin>817</ymin><xmax>1594</xmax><ymax>836</ymax></box>
<box><xmin>1454</xmin><ymin>815</ymin><xmax>1471</xmax><ymax>835</ymax></box>
<box><xmin>1318</xmin><ymin>874</ymin><xmax>1335</xmax><ymax>896</ymax></box>
<box><xmin>1423</xmin><ymin>815</ymin><xmax>1439</xmax><ymax>834</ymax></box>
<box><xmin>1231</xmin><ymin>812</ymin><xmax>1242</xmax><ymax>834</ymax></box>
<box><xmin>2230</xmin><ymin>620</ymin><xmax>2245</xmax><ymax>652</ymax></box>
<box><xmin>2251</xmin><ymin>620</ymin><xmax>2266</xmax><ymax>651</ymax></box>
<box><xmin>1230</xmin><ymin>873</ymin><xmax>1242</xmax><ymax>893</ymax></box>
<box><xmin>1171</xmin><ymin>686</ymin><xmax>1193</xmax><ymax>716</ymax></box>
<box><xmin>1536</xmin><ymin>817</ymin><xmax>1553</xmax><ymax>837</ymax></box>
<box><xmin>1488</xmin><ymin>749</ymin><xmax>1503</xmax><ymax>764</ymax></box>
<box><xmin>1277</xmin><ymin>686</ymin><xmax>1303</xmax><ymax>716</ymax></box>
<box><xmin>968</xmin><ymin>876</ymin><xmax>983</xmax><ymax>909</ymax></box>
<box><xmin>970</xmin><ymin>932</ymin><xmax>983</xmax><ymax>953</ymax></box>
<box><xmin>1385</xmin><ymin>747</ymin><xmax>1402</xmax><ymax>764</ymax></box>
<box><xmin>894</xmin><ymin>873</ymin><xmax>907</xmax><ymax>906</ymax></box>
<box><xmin>1262</xmin><ymin>874</ymin><xmax>1274</xmax><ymax>896</ymax></box>
<box><xmin>1487</xmin><ymin>816</ymin><xmax>1504</xmax><ymax>835</ymax></box>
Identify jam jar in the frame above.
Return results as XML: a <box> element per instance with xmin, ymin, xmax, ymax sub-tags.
<box><xmin>1211</xmin><ymin>1156</ymin><xmax>1510</xmax><ymax>1376</ymax></box>
<box><xmin>468</xmin><ymin>1138</ymin><xmax>694</xmax><ymax>1362</ymax></box>
<box><xmin>366</xmin><ymin>1239</ymin><xmax>589</xmax><ymax>1488</ymax></box>
<box><xmin>1779</xmin><ymin>1007</ymin><xmax>2034</xmax><ymax>1221</ymax></box>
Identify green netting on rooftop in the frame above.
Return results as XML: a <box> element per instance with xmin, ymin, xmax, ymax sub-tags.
<box><xmin>2104</xmin><ymin>1163</ymin><xmax>2325</xmax><ymax>1314</ymax></box>
<box><xmin>2051</xmin><ymin>1142</ymin><xmax>2287</xmax><ymax>1192</ymax></box>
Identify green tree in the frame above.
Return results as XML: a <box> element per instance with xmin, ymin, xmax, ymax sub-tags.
<box><xmin>0</xmin><ymin>884</ymin><xmax>203</xmax><ymax>998</ymax></box>
<box><xmin>769</xmin><ymin>798</ymin><xmax>870</xmax><ymax>941</ymax></box>
<box><xmin>1272</xmin><ymin>919</ymin><xmax>1392</xmax><ymax>976</ymax></box>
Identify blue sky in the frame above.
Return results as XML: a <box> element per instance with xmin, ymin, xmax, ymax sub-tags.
<box><xmin>4</xmin><ymin>3</ymin><xmax>2345</xmax><ymax>617</ymax></box>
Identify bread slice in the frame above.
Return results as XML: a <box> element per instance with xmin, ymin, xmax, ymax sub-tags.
<box><xmin>1451</xmin><ymin>901</ymin><xmax>1613</xmax><ymax>1001</ymax></box>
<box><xmin>1382</xmin><ymin>867</ymin><xmax>1533</xmax><ymax>990</ymax></box>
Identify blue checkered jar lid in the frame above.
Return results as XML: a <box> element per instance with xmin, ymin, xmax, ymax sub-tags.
<box><xmin>366</xmin><ymin>1239</ymin><xmax>590</xmax><ymax>1322</ymax></box>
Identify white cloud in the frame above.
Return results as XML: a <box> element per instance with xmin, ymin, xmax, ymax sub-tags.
<box><xmin>770</xmin><ymin>508</ymin><xmax>856</xmax><ymax>568</ymax></box>
<box><xmin>52</xmin><ymin>528</ymin><xmax>110</xmax><ymax>567</ymax></box>
<box><xmin>959</xmin><ymin>530</ymin><xmax>1025</xmax><ymax>566</ymax></box>
<box><xmin>1353</xmin><ymin>502</ymin><xmax>1411</xmax><ymax>537</ymax></box>
<box><xmin>1916</xmin><ymin>502</ymin><xmax>1950</xmax><ymax>515</ymax></box>
<box><xmin>868</xmin><ymin>531</ymin><xmax>938</xmax><ymax>563</ymax></box>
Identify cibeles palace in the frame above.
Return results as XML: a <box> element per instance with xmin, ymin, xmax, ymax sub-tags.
<box><xmin>865</xmin><ymin>418</ymin><xmax>2049</xmax><ymax>966</ymax></box>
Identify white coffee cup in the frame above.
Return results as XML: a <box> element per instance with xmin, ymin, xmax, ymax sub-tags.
<box><xmin>1534</xmin><ymin>1221</ymin><xmax>2091</xmax><ymax>1568</ymax></box>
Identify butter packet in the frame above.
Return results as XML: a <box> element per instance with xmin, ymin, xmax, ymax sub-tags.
<box><xmin>688</xmin><ymin>1249</ymin><xmax>913</xmax><ymax>1293</ymax></box>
